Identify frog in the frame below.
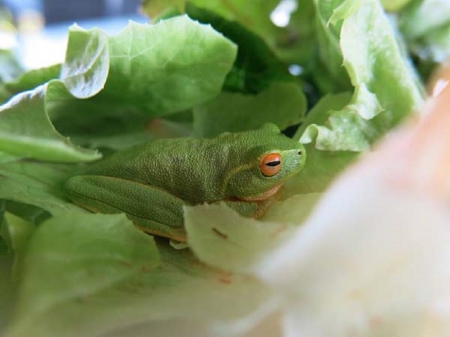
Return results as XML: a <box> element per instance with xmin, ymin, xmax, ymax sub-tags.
<box><xmin>64</xmin><ymin>124</ymin><xmax>306</xmax><ymax>242</ymax></box>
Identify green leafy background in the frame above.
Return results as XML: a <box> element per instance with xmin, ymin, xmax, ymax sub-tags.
<box><xmin>0</xmin><ymin>0</ymin><xmax>443</xmax><ymax>335</ymax></box>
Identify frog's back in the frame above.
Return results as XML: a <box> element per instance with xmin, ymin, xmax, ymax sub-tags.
<box><xmin>82</xmin><ymin>137</ymin><xmax>230</xmax><ymax>204</ymax></box>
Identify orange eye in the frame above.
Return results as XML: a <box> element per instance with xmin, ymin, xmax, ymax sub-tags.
<box><xmin>260</xmin><ymin>153</ymin><xmax>282</xmax><ymax>177</ymax></box>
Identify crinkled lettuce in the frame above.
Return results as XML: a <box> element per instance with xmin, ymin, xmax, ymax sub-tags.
<box><xmin>0</xmin><ymin>1</ymin><xmax>444</xmax><ymax>336</ymax></box>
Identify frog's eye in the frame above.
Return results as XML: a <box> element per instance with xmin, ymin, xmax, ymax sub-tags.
<box><xmin>260</xmin><ymin>153</ymin><xmax>282</xmax><ymax>177</ymax></box>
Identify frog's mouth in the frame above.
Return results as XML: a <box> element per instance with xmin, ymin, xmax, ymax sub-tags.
<box><xmin>236</xmin><ymin>184</ymin><xmax>283</xmax><ymax>202</ymax></box>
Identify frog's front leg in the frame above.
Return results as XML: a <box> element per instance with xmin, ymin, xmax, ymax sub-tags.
<box><xmin>64</xmin><ymin>175</ymin><xmax>188</xmax><ymax>241</ymax></box>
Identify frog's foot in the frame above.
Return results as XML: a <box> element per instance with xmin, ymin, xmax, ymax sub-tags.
<box><xmin>169</xmin><ymin>239</ymin><xmax>189</xmax><ymax>250</ymax></box>
<box><xmin>131</xmin><ymin>216</ymin><xmax>187</xmax><ymax>242</ymax></box>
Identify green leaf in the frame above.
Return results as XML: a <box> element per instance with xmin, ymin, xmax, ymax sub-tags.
<box><xmin>1</xmin><ymin>64</ymin><xmax>61</xmax><ymax>104</ymax></box>
<box><xmin>0</xmin><ymin>152</ymin><xmax>18</xmax><ymax>163</ymax></box>
<box><xmin>399</xmin><ymin>0</ymin><xmax>450</xmax><ymax>65</ymax></box>
<box><xmin>286</xmin><ymin>143</ymin><xmax>358</xmax><ymax>196</ymax></box>
<box><xmin>60</xmin><ymin>25</ymin><xmax>109</xmax><ymax>99</ymax></box>
<box><xmin>193</xmin><ymin>82</ymin><xmax>306</xmax><ymax>137</ymax></box>
<box><xmin>0</xmin><ymin>200</ymin><xmax>10</xmax><ymax>255</ymax></box>
<box><xmin>0</xmin><ymin>237</ymin><xmax>8</xmax><ymax>255</ymax></box>
<box><xmin>304</xmin><ymin>0</ymin><xmax>424</xmax><ymax>152</ymax></box>
<box><xmin>191</xmin><ymin>0</ymin><xmax>281</xmax><ymax>40</ymax></box>
<box><xmin>185</xmin><ymin>203</ymin><xmax>295</xmax><ymax>273</ymax></box>
<box><xmin>43</xmin><ymin>17</ymin><xmax>237</xmax><ymax>150</ymax></box>
<box><xmin>7</xmin><ymin>212</ymin><xmax>158</xmax><ymax>337</ymax></box>
<box><xmin>5</xmin><ymin>201</ymin><xmax>51</xmax><ymax>224</ymax></box>
<box><xmin>0</xmin><ymin>49</ymin><xmax>25</xmax><ymax>103</ymax></box>
<box><xmin>328</xmin><ymin>0</ymin><xmax>362</xmax><ymax>25</ymax></box>
<box><xmin>141</xmin><ymin>0</ymin><xmax>185</xmax><ymax>18</ymax></box>
<box><xmin>296</xmin><ymin>92</ymin><xmax>352</xmax><ymax>139</ymax></box>
<box><xmin>0</xmin><ymin>86</ymin><xmax>101</xmax><ymax>162</ymax></box>
<box><xmin>381</xmin><ymin>0</ymin><xmax>413</xmax><ymax>12</ymax></box>
<box><xmin>144</xmin><ymin>0</ymin><xmax>318</xmax><ymax>86</ymax></box>
<box><xmin>0</xmin><ymin>161</ymin><xmax>79</xmax><ymax>216</ymax></box>
<box><xmin>399</xmin><ymin>0</ymin><xmax>450</xmax><ymax>40</ymax></box>
<box><xmin>46</xmin><ymin>79</ymin><xmax>158</xmax><ymax>151</ymax></box>
<box><xmin>143</xmin><ymin>0</ymin><xmax>280</xmax><ymax>43</ymax></box>
<box><xmin>262</xmin><ymin>193</ymin><xmax>324</xmax><ymax>225</ymax></box>
<box><xmin>0</xmin><ymin>49</ymin><xmax>24</xmax><ymax>84</ymax></box>
<box><xmin>418</xmin><ymin>22</ymin><xmax>450</xmax><ymax>63</ymax></box>
<box><xmin>0</xmin><ymin>17</ymin><xmax>237</xmax><ymax>161</ymax></box>
<box><xmin>0</xmin><ymin>3</ymin><xmax>441</xmax><ymax>336</ymax></box>
<box><xmin>185</xmin><ymin>193</ymin><xmax>331</xmax><ymax>273</ymax></box>
<box><xmin>185</xmin><ymin>3</ymin><xmax>293</xmax><ymax>94</ymax></box>
<box><xmin>287</xmin><ymin>93</ymin><xmax>358</xmax><ymax>196</ymax></box>
<box><xmin>2</xmin><ymin>213</ymin><xmax>35</xmax><ymax>255</ymax></box>
<box><xmin>98</xmin><ymin>17</ymin><xmax>237</xmax><ymax>115</ymax></box>
<box><xmin>313</xmin><ymin>0</ymin><xmax>352</xmax><ymax>92</ymax></box>
<box><xmin>0</xmin><ymin>254</ymin><xmax>15</xmax><ymax>333</ymax></box>
<box><xmin>7</xmin><ymin>211</ymin><xmax>270</xmax><ymax>337</ymax></box>
<box><xmin>272</xmin><ymin>0</ymin><xmax>317</xmax><ymax>68</ymax></box>
<box><xmin>0</xmin><ymin>27</ymin><xmax>107</xmax><ymax>162</ymax></box>
<box><xmin>2</xmin><ymin>213</ymin><xmax>36</xmax><ymax>280</ymax></box>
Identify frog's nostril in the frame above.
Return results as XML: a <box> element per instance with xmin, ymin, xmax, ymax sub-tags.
<box><xmin>297</xmin><ymin>151</ymin><xmax>302</xmax><ymax>155</ymax></box>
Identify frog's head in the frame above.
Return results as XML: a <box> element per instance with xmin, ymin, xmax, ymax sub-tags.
<box><xmin>222</xmin><ymin>124</ymin><xmax>306</xmax><ymax>200</ymax></box>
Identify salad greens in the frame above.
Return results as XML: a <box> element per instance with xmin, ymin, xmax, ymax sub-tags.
<box><xmin>0</xmin><ymin>0</ymin><xmax>447</xmax><ymax>336</ymax></box>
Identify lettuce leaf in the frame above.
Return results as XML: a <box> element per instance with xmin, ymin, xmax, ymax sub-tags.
<box><xmin>0</xmin><ymin>1</ymin><xmax>442</xmax><ymax>336</ymax></box>
<box><xmin>0</xmin><ymin>16</ymin><xmax>237</xmax><ymax>161</ymax></box>
<box><xmin>399</xmin><ymin>0</ymin><xmax>450</xmax><ymax>79</ymax></box>
<box><xmin>0</xmin><ymin>86</ymin><xmax>101</xmax><ymax>162</ymax></box>
<box><xmin>6</xmin><ymin>212</ymin><xmax>270</xmax><ymax>337</ymax></box>
<box><xmin>0</xmin><ymin>64</ymin><xmax>61</xmax><ymax>104</ymax></box>
<box><xmin>0</xmin><ymin>161</ymin><xmax>79</xmax><ymax>216</ymax></box>
<box><xmin>142</xmin><ymin>0</ymin><xmax>281</xmax><ymax>46</ymax></box>
<box><xmin>184</xmin><ymin>3</ymin><xmax>293</xmax><ymax>94</ymax></box>
<box><xmin>193</xmin><ymin>82</ymin><xmax>306</xmax><ymax>137</ymax></box>
<box><xmin>0</xmin><ymin>49</ymin><xmax>24</xmax><ymax>84</ymax></box>
<box><xmin>303</xmin><ymin>0</ymin><xmax>424</xmax><ymax>152</ymax></box>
